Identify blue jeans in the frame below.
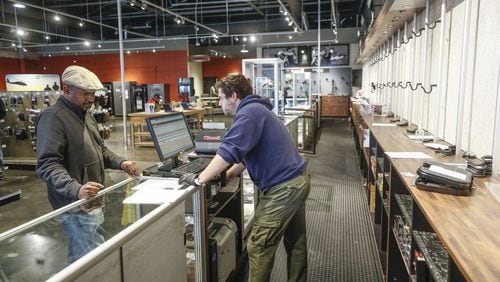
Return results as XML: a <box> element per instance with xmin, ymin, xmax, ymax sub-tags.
<box><xmin>61</xmin><ymin>208</ymin><xmax>105</xmax><ymax>264</ymax></box>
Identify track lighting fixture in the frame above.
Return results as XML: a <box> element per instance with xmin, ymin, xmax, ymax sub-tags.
<box><xmin>240</xmin><ymin>44</ymin><xmax>248</xmax><ymax>53</ymax></box>
<box><xmin>79</xmin><ymin>21</ymin><xmax>84</xmax><ymax>27</ymax></box>
<box><xmin>129</xmin><ymin>0</ymin><xmax>136</xmax><ymax>6</ymax></box>
<box><xmin>140</xmin><ymin>2</ymin><xmax>147</xmax><ymax>10</ymax></box>
<box><xmin>83</xmin><ymin>41</ymin><xmax>90</xmax><ymax>47</ymax></box>
<box><xmin>65</xmin><ymin>46</ymin><xmax>70</xmax><ymax>50</ymax></box>
<box><xmin>13</xmin><ymin>3</ymin><xmax>26</xmax><ymax>8</ymax></box>
<box><xmin>54</xmin><ymin>14</ymin><xmax>61</xmax><ymax>21</ymax></box>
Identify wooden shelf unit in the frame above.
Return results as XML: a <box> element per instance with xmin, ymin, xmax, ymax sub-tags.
<box><xmin>320</xmin><ymin>95</ymin><xmax>350</xmax><ymax>117</ymax></box>
<box><xmin>350</xmin><ymin>101</ymin><xmax>500</xmax><ymax>281</ymax></box>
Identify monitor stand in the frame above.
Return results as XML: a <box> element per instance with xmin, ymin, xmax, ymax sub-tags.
<box><xmin>158</xmin><ymin>157</ymin><xmax>181</xmax><ymax>172</ymax></box>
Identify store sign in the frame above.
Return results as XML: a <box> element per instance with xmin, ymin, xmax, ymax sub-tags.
<box><xmin>5</xmin><ymin>74</ymin><xmax>61</xmax><ymax>92</ymax></box>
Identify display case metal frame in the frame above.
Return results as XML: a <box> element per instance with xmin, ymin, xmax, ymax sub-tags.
<box><xmin>242</xmin><ymin>58</ymin><xmax>285</xmax><ymax>116</ymax></box>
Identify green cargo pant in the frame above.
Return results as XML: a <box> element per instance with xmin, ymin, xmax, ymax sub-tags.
<box><xmin>247</xmin><ymin>171</ymin><xmax>311</xmax><ymax>282</ymax></box>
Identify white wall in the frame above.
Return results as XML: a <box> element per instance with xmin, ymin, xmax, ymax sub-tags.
<box><xmin>188</xmin><ymin>61</ymin><xmax>203</xmax><ymax>100</ymax></box>
<box><xmin>362</xmin><ymin>0</ymin><xmax>500</xmax><ymax>157</ymax></box>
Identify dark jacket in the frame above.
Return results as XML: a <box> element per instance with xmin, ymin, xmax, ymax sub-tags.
<box><xmin>36</xmin><ymin>97</ymin><xmax>125</xmax><ymax>209</ymax></box>
<box><xmin>217</xmin><ymin>95</ymin><xmax>305</xmax><ymax>190</ymax></box>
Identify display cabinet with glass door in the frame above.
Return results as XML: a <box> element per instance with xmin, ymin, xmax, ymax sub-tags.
<box><xmin>242</xmin><ymin>58</ymin><xmax>285</xmax><ymax>116</ymax></box>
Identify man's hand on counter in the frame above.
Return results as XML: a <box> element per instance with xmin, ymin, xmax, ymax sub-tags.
<box><xmin>178</xmin><ymin>173</ymin><xmax>200</xmax><ymax>187</ymax></box>
<box><xmin>78</xmin><ymin>181</ymin><xmax>104</xmax><ymax>199</ymax></box>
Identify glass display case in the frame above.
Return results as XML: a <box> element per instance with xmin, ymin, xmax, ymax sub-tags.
<box><xmin>0</xmin><ymin>177</ymin><xmax>202</xmax><ymax>281</ymax></box>
<box><xmin>284</xmin><ymin>100</ymin><xmax>318</xmax><ymax>154</ymax></box>
<box><xmin>242</xmin><ymin>58</ymin><xmax>285</xmax><ymax>116</ymax></box>
<box><xmin>284</xmin><ymin>72</ymin><xmax>312</xmax><ymax>108</ymax></box>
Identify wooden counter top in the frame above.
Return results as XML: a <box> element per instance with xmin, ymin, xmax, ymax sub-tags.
<box><xmin>353</xmin><ymin>103</ymin><xmax>500</xmax><ymax>281</ymax></box>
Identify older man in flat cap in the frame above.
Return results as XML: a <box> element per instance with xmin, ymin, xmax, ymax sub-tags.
<box><xmin>35</xmin><ymin>65</ymin><xmax>140</xmax><ymax>264</ymax></box>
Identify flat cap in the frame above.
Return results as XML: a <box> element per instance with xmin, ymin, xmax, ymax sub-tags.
<box><xmin>62</xmin><ymin>65</ymin><xmax>104</xmax><ymax>92</ymax></box>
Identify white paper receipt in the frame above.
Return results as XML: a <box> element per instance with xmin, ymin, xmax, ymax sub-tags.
<box><xmin>132</xmin><ymin>179</ymin><xmax>184</xmax><ymax>191</ymax></box>
<box><xmin>385</xmin><ymin>152</ymin><xmax>432</xmax><ymax>159</ymax></box>
<box><xmin>428</xmin><ymin>165</ymin><xmax>467</xmax><ymax>181</ymax></box>
<box><xmin>372</xmin><ymin>123</ymin><xmax>397</xmax><ymax>127</ymax></box>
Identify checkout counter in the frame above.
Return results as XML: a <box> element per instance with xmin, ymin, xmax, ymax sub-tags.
<box><xmin>0</xmin><ymin>177</ymin><xmax>206</xmax><ymax>281</ymax></box>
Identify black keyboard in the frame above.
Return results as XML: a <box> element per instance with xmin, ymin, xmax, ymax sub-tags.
<box><xmin>171</xmin><ymin>157</ymin><xmax>211</xmax><ymax>175</ymax></box>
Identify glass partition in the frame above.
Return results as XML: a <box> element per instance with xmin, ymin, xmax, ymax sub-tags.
<box><xmin>0</xmin><ymin>177</ymin><xmax>198</xmax><ymax>281</ymax></box>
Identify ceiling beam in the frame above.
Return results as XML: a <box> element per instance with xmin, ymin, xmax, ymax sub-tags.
<box><xmin>8</xmin><ymin>0</ymin><xmax>155</xmax><ymax>38</ymax></box>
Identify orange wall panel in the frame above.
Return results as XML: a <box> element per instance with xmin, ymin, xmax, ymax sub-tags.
<box><xmin>38</xmin><ymin>51</ymin><xmax>188</xmax><ymax>98</ymax></box>
<box><xmin>0</xmin><ymin>57</ymin><xmax>39</xmax><ymax>90</ymax></box>
<box><xmin>202</xmin><ymin>57</ymin><xmax>242</xmax><ymax>79</ymax></box>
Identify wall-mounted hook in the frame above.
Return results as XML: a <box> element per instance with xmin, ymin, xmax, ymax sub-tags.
<box><xmin>420</xmin><ymin>84</ymin><xmax>437</xmax><ymax>94</ymax></box>
<box><xmin>409</xmin><ymin>82</ymin><xmax>421</xmax><ymax>91</ymax></box>
<box><xmin>426</xmin><ymin>19</ymin><xmax>441</xmax><ymax>30</ymax></box>
<box><xmin>399</xmin><ymin>81</ymin><xmax>411</xmax><ymax>89</ymax></box>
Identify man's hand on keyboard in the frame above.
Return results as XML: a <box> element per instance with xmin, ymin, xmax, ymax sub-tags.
<box><xmin>178</xmin><ymin>172</ymin><xmax>200</xmax><ymax>187</ymax></box>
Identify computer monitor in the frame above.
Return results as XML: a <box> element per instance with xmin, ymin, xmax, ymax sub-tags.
<box><xmin>180</xmin><ymin>102</ymin><xmax>190</xmax><ymax>110</ymax></box>
<box><xmin>163</xmin><ymin>103</ymin><xmax>172</xmax><ymax>112</ymax></box>
<box><xmin>145</xmin><ymin>113</ymin><xmax>195</xmax><ymax>167</ymax></box>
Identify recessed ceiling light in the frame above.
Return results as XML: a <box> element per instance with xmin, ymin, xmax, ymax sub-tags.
<box><xmin>249</xmin><ymin>35</ymin><xmax>256</xmax><ymax>42</ymax></box>
<box><xmin>13</xmin><ymin>3</ymin><xmax>26</xmax><ymax>8</ymax></box>
<box><xmin>84</xmin><ymin>41</ymin><xmax>90</xmax><ymax>46</ymax></box>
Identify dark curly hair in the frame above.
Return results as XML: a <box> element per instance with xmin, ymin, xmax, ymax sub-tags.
<box><xmin>214</xmin><ymin>74</ymin><xmax>253</xmax><ymax>100</ymax></box>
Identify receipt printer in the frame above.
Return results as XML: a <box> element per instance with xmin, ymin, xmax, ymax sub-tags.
<box><xmin>209</xmin><ymin>217</ymin><xmax>237</xmax><ymax>282</ymax></box>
